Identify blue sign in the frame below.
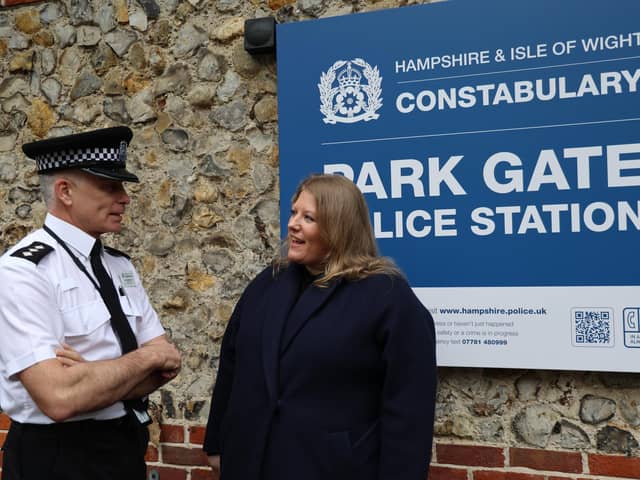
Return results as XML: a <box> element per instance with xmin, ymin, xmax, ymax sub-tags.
<box><xmin>277</xmin><ymin>0</ymin><xmax>640</xmax><ymax>371</ymax></box>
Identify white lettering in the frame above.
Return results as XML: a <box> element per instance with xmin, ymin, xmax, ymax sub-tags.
<box><xmin>428</xmin><ymin>156</ymin><xmax>466</xmax><ymax>196</ymax></box>
<box><xmin>484</xmin><ymin>152</ymin><xmax>523</xmax><ymax>193</ymax></box>
<box><xmin>527</xmin><ymin>149</ymin><xmax>570</xmax><ymax>192</ymax></box>
<box><xmin>356</xmin><ymin>161</ymin><xmax>388</xmax><ymax>199</ymax></box>
<box><xmin>390</xmin><ymin>159</ymin><xmax>424</xmax><ymax>199</ymax></box>
<box><xmin>607</xmin><ymin>143</ymin><xmax>640</xmax><ymax>187</ymax></box>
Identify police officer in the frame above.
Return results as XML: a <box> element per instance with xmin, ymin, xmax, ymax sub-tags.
<box><xmin>0</xmin><ymin>126</ymin><xmax>182</xmax><ymax>480</ymax></box>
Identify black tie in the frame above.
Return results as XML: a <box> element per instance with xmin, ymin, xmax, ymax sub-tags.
<box><xmin>90</xmin><ymin>240</ymin><xmax>138</xmax><ymax>354</ymax></box>
<box><xmin>90</xmin><ymin>240</ymin><xmax>149</xmax><ymax>419</ymax></box>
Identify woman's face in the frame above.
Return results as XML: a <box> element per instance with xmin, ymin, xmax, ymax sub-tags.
<box><xmin>287</xmin><ymin>189</ymin><xmax>329</xmax><ymax>274</ymax></box>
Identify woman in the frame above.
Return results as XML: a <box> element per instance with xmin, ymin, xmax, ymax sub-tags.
<box><xmin>204</xmin><ymin>174</ymin><xmax>437</xmax><ymax>480</ymax></box>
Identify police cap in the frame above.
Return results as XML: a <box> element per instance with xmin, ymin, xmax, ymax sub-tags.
<box><xmin>22</xmin><ymin>126</ymin><xmax>139</xmax><ymax>183</ymax></box>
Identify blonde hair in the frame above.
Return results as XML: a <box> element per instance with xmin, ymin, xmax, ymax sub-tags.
<box><xmin>274</xmin><ymin>174</ymin><xmax>401</xmax><ymax>285</ymax></box>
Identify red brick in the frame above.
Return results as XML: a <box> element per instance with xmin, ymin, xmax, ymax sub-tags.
<box><xmin>191</xmin><ymin>468</ymin><xmax>219</xmax><ymax>480</ymax></box>
<box><xmin>0</xmin><ymin>414</ymin><xmax>11</xmax><ymax>430</ymax></box>
<box><xmin>145</xmin><ymin>466</ymin><xmax>186</xmax><ymax>480</ymax></box>
<box><xmin>548</xmin><ymin>477</ymin><xmax>591</xmax><ymax>480</ymax></box>
<box><xmin>436</xmin><ymin>443</ymin><xmax>504</xmax><ymax>467</ymax></box>
<box><xmin>160</xmin><ymin>424</ymin><xmax>185</xmax><ymax>443</ymax></box>
<box><xmin>145</xmin><ymin>444</ymin><xmax>159</xmax><ymax>462</ymax></box>
<box><xmin>589</xmin><ymin>453</ymin><xmax>640</xmax><ymax>479</ymax></box>
<box><xmin>428</xmin><ymin>465</ymin><xmax>468</xmax><ymax>480</ymax></box>
<box><xmin>189</xmin><ymin>425</ymin><xmax>207</xmax><ymax>445</ymax></box>
<box><xmin>510</xmin><ymin>447</ymin><xmax>582</xmax><ymax>474</ymax></box>
<box><xmin>161</xmin><ymin>445</ymin><xmax>209</xmax><ymax>466</ymax></box>
<box><xmin>474</xmin><ymin>471</ymin><xmax>545</xmax><ymax>480</ymax></box>
<box><xmin>2</xmin><ymin>0</ymin><xmax>42</xmax><ymax>6</ymax></box>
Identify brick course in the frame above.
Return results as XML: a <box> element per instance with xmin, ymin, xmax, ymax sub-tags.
<box><xmin>436</xmin><ymin>443</ymin><xmax>505</xmax><ymax>467</ymax></box>
<box><xmin>189</xmin><ymin>426</ymin><xmax>207</xmax><ymax>445</ymax></box>
<box><xmin>160</xmin><ymin>424</ymin><xmax>185</xmax><ymax>444</ymax></box>
<box><xmin>1</xmin><ymin>0</ymin><xmax>41</xmax><ymax>6</ymax></box>
<box><xmin>589</xmin><ymin>453</ymin><xmax>640</xmax><ymax>479</ymax></box>
<box><xmin>428</xmin><ymin>465</ymin><xmax>469</xmax><ymax>480</ymax></box>
<box><xmin>474</xmin><ymin>471</ymin><xmax>546</xmax><ymax>480</ymax></box>
<box><xmin>191</xmin><ymin>468</ymin><xmax>219</xmax><ymax>480</ymax></box>
<box><xmin>510</xmin><ymin>447</ymin><xmax>583</xmax><ymax>474</ymax></box>
<box><xmin>145</xmin><ymin>444</ymin><xmax>159</xmax><ymax>463</ymax></box>
<box><xmin>161</xmin><ymin>445</ymin><xmax>210</xmax><ymax>467</ymax></box>
<box><xmin>4</xmin><ymin>420</ymin><xmax>640</xmax><ymax>479</ymax></box>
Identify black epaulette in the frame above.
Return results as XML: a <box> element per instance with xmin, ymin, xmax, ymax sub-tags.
<box><xmin>10</xmin><ymin>242</ymin><xmax>54</xmax><ymax>264</ymax></box>
<box><xmin>104</xmin><ymin>245</ymin><xmax>131</xmax><ymax>259</ymax></box>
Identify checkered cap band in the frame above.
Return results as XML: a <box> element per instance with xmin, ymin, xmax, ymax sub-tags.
<box><xmin>36</xmin><ymin>146</ymin><xmax>124</xmax><ymax>172</ymax></box>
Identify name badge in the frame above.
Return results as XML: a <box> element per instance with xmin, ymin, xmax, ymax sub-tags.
<box><xmin>120</xmin><ymin>271</ymin><xmax>137</xmax><ymax>288</ymax></box>
<box><xmin>132</xmin><ymin>408</ymin><xmax>151</xmax><ymax>425</ymax></box>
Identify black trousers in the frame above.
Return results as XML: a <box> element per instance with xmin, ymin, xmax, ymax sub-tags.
<box><xmin>1</xmin><ymin>414</ymin><xmax>149</xmax><ymax>480</ymax></box>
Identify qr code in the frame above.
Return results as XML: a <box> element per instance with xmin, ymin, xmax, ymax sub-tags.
<box><xmin>571</xmin><ymin>308</ymin><xmax>614</xmax><ymax>347</ymax></box>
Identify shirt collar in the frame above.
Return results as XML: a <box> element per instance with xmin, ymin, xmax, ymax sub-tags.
<box><xmin>44</xmin><ymin>213</ymin><xmax>97</xmax><ymax>259</ymax></box>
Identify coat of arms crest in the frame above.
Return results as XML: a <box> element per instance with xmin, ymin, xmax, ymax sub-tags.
<box><xmin>318</xmin><ymin>58</ymin><xmax>383</xmax><ymax>124</ymax></box>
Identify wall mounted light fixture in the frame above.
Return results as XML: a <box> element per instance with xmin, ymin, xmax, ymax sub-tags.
<box><xmin>244</xmin><ymin>17</ymin><xmax>277</xmax><ymax>55</ymax></box>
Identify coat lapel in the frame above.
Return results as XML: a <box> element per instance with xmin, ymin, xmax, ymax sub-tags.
<box><xmin>261</xmin><ymin>265</ymin><xmax>300</xmax><ymax>401</ymax></box>
<box><xmin>279</xmin><ymin>275</ymin><xmax>342</xmax><ymax>356</ymax></box>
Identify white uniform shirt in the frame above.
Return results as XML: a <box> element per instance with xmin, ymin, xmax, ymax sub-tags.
<box><xmin>0</xmin><ymin>213</ymin><xmax>165</xmax><ymax>423</ymax></box>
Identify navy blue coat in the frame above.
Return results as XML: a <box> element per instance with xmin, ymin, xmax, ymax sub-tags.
<box><xmin>203</xmin><ymin>263</ymin><xmax>437</xmax><ymax>480</ymax></box>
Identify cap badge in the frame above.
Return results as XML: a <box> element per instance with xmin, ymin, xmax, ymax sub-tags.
<box><xmin>119</xmin><ymin>141</ymin><xmax>127</xmax><ymax>162</ymax></box>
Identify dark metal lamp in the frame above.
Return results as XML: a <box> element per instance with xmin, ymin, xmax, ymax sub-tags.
<box><xmin>244</xmin><ymin>17</ymin><xmax>277</xmax><ymax>55</ymax></box>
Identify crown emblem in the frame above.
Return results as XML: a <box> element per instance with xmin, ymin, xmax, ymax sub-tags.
<box><xmin>337</xmin><ymin>63</ymin><xmax>362</xmax><ymax>89</ymax></box>
<box><xmin>319</xmin><ymin>58</ymin><xmax>383</xmax><ymax>125</ymax></box>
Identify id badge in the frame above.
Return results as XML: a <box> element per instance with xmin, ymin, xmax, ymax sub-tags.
<box><xmin>132</xmin><ymin>408</ymin><xmax>152</xmax><ymax>426</ymax></box>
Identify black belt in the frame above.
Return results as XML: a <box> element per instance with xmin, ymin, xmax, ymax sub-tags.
<box><xmin>11</xmin><ymin>416</ymin><xmax>131</xmax><ymax>434</ymax></box>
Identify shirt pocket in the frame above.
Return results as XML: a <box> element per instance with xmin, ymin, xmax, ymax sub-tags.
<box><xmin>118</xmin><ymin>291</ymin><xmax>142</xmax><ymax>321</ymax></box>
<box><xmin>61</xmin><ymin>299</ymin><xmax>111</xmax><ymax>337</ymax></box>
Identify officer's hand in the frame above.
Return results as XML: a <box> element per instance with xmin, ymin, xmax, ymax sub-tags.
<box><xmin>55</xmin><ymin>343</ymin><xmax>86</xmax><ymax>367</ymax></box>
<box><xmin>160</xmin><ymin>366</ymin><xmax>180</xmax><ymax>380</ymax></box>
<box><xmin>141</xmin><ymin>340</ymin><xmax>181</xmax><ymax>373</ymax></box>
<box><xmin>208</xmin><ymin>455</ymin><xmax>220</xmax><ymax>477</ymax></box>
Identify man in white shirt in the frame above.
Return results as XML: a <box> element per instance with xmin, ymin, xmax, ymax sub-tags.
<box><xmin>0</xmin><ymin>126</ymin><xmax>182</xmax><ymax>480</ymax></box>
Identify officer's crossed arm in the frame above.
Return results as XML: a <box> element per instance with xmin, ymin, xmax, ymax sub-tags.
<box><xmin>18</xmin><ymin>338</ymin><xmax>181</xmax><ymax>422</ymax></box>
<box><xmin>55</xmin><ymin>334</ymin><xmax>182</xmax><ymax>401</ymax></box>
<box><xmin>122</xmin><ymin>335</ymin><xmax>182</xmax><ymax>399</ymax></box>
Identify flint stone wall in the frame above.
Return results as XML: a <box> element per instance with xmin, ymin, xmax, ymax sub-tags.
<box><xmin>0</xmin><ymin>0</ymin><xmax>638</xmax><ymax>469</ymax></box>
